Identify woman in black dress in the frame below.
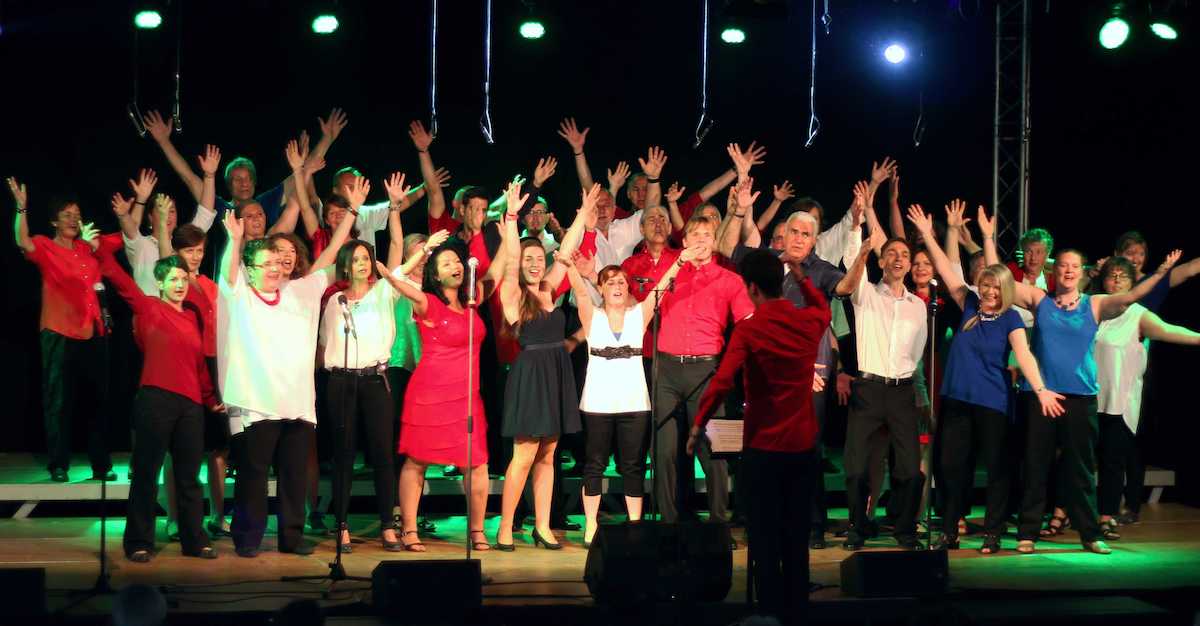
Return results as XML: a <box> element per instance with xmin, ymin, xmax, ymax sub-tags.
<box><xmin>494</xmin><ymin>181</ymin><xmax>598</xmax><ymax>550</ymax></box>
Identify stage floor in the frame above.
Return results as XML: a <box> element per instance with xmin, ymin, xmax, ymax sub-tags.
<box><xmin>3</xmin><ymin>503</ymin><xmax>1200</xmax><ymax>621</ymax></box>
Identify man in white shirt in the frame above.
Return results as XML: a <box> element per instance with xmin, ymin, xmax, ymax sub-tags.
<box><xmin>589</xmin><ymin>189</ymin><xmax>644</xmax><ymax>268</ymax></box>
<box><xmin>843</xmin><ymin>234</ymin><xmax>929</xmax><ymax>551</ymax></box>
<box><xmin>217</xmin><ymin>178</ymin><xmax>363</xmax><ymax>558</ymax></box>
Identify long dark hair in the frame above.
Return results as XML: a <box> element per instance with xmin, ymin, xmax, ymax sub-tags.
<box><xmin>422</xmin><ymin>241</ymin><xmax>470</xmax><ymax>308</ymax></box>
<box><xmin>505</xmin><ymin>237</ymin><xmax>550</xmax><ymax>337</ymax></box>
<box><xmin>334</xmin><ymin>239</ymin><xmax>378</xmax><ymax>283</ymax></box>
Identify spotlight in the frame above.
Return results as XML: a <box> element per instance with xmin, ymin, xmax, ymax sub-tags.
<box><xmin>883</xmin><ymin>43</ymin><xmax>907</xmax><ymax>64</ymax></box>
<box><xmin>1150</xmin><ymin>22</ymin><xmax>1177</xmax><ymax>40</ymax></box>
<box><xmin>134</xmin><ymin>9</ymin><xmax>163</xmax><ymax>30</ymax></box>
<box><xmin>1099</xmin><ymin>17</ymin><xmax>1130</xmax><ymax>49</ymax></box>
<box><xmin>312</xmin><ymin>14</ymin><xmax>339</xmax><ymax>35</ymax></box>
<box><xmin>519</xmin><ymin>20</ymin><xmax>545</xmax><ymax>39</ymax></box>
<box><xmin>720</xmin><ymin>27</ymin><xmax>746</xmax><ymax>44</ymax></box>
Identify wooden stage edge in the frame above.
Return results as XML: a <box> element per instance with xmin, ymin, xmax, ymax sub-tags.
<box><xmin>1</xmin><ymin>504</ymin><xmax>1199</xmax><ymax>624</ymax></box>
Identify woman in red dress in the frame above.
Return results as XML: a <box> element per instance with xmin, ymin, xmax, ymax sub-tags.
<box><xmin>392</xmin><ymin>233</ymin><xmax>508</xmax><ymax>551</ymax></box>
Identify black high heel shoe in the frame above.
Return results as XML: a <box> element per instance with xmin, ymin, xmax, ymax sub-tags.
<box><xmin>531</xmin><ymin>528</ymin><xmax>562</xmax><ymax>550</ymax></box>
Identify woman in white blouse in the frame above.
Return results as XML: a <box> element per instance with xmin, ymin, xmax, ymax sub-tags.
<box><xmin>561</xmin><ymin>245</ymin><xmax>695</xmax><ymax>547</ymax></box>
<box><xmin>1093</xmin><ymin>257</ymin><xmax>1200</xmax><ymax>539</ymax></box>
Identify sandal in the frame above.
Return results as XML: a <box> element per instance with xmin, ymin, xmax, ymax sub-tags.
<box><xmin>400</xmin><ymin>529</ymin><xmax>426</xmax><ymax>552</ymax></box>
<box><xmin>978</xmin><ymin>535</ymin><xmax>1001</xmax><ymax>555</ymax></box>
<box><xmin>1100</xmin><ymin>519</ymin><xmax>1121</xmax><ymax>541</ymax></box>
<box><xmin>469</xmin><ymin>529</ymin><xmax>491</xmax><ymax>551</ymax></box>
<box><xmin>1039</xmin><ymin>514</ymin><xmax>1070</xmax><ymax>538</ymax></box>
<box><xmin>1016</xmin><ymin>539</ymin><xmax>1036</xmax><ymax>554</ymax></box>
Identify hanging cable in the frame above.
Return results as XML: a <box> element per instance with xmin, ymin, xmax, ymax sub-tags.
<box><xmin>820</xmin><ymin>0</ymin><xmax>831</xmax><ymax>34</ymax></box>
<box><xmin>479</xmin><ymin>0</ymin><xmax>495</xmax><ymax>144</ymax></box>
<box><xmin>127</xmin><ymin>17</ymin><xmax>146</xmax><ymax>137</ymax></box>
<box><xmin>692</xmin><ymin>0</ymin><xmax>713</xmax><ymax>149</ymax></box>
<box><xmin>913</xmin><ymin>90</ymin><xmax>926</xmax><ymax>148</ymax></box>
<box><xmin>430</xmin><ymin>0</ymin><xmax>439</xmax><ymax>137</ymax></box>
<box><xmin>804</xmin><ymin>0</ymin><xmax>821</xmax><ymax>148</ymax></box>
<box><xmin>172</xmin><ymin>0</ymin><xmax>183</xmax><ymax>134</ymax></box>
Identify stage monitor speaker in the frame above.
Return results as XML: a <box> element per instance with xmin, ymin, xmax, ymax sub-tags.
<box><xmin>371</xmin><ymin>559</ymin><xmax>481</xmax><ymax>618</ymax></box>
<box><xmin>839</xmin><ymin>550</ymin><xmax>948</xmax><ymax>597</ymax></box>
<box><xmin>0</xmin><ymin>568</ymin><xmax>46</xmax><ymax>617</ymax></box>
<box><xmin>584</xmin><ymin>521</ymin><xmax>731</xmax><ymax>606</ymax></box>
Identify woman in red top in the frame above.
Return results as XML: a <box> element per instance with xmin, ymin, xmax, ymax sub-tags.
<box><xmin>92</xmin><ymin>233</ymin><xmax>222</xmax><ymax>563</ymax></box>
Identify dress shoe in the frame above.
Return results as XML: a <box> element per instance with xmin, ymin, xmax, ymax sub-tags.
<box><xmin>207</xmin><ymin>518</ymin><xmax>231</xmax><ymax>537</ymax></box>
<box><xmin>531</xmin><ymin>528</ymin><xmax>562</xmax><ymax>550</ymax></box>
<box><xmin>928</xmin><ymin>535</ymin><xmax>958</xmax><ymax>551</ymax></box>
<box><xmin>50</xmin><ymin>468</ymin><xmax>69</xmax><ymax>483</ymax></box>
<box><xmin>235</xmin><ymin>546</ymin><xmax>260</xmax><ymax>558</ymax></box>
<box><xmin>90</xmin><ymin>470</ymin><xmax>117</xmax><ymax>482</ymax></box>
<box><xmin>551</xmin><ymin>518</ymin><xmax>581</xmax><ymax>531</ymax></box>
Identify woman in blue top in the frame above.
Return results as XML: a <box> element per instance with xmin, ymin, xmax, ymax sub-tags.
<box><xmin>989</xmin><ymin>214</ymin><xmax>1181</xmax><ymax>555</ymax></box>
<box><xmin>908</xmin><ymin>206</ymin><xmax>1062</xmax><ymax>554</ymax></box>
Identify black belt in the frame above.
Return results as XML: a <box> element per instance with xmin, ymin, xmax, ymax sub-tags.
<box><xmin>331</xmin><ymin>363</ymin><xmax>386</xmax><ymax>377</ymax></box>
<box><xmin>524</xmin><ymin>341</ymin><xmax>565</xmax><ymax>351</ymax></box>
<box><xmin>860</xmin><ymin>372</ymin><xmax>913</xmax><ymax>387</ymax></box>
<box><xmin>590</xmin><ymin>346</ymin><xmax>643</xmax><ymax>360</ymax></box>
<box><xmin>659</xmin><ymin>352</ymin><xmax>718</xmax><ymax>364</ymax></box>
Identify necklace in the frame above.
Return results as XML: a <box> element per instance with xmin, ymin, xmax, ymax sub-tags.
<box><xmin>250</xmin><ymin>285</ymin><xmax>281</xmax><ymax>306</ymax></box>
<box><xmin>978</xmin><ymin>310</ymin><xmax>1000</xmax><ymax>322</ymax></box>
<box><xmin>1055</xmin><ymin>292</ymin><xmax>1080</xmax><ymax>309</ymax></box>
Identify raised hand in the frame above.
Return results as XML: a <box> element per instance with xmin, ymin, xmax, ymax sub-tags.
<box><xmin>557</xmin><ymin>117</ymin><xmax>590</xmax><ymax>153</ymax></box>
<box><xmin>868</xmin><ymin>222</ymin><xmax>888</xmax><ymax>252</ymax></box>
<box><xmin>638</xmin><ymin>146</ymin><xmax>668</xmax><ymax>179</ymax></box>
<box><xmin>78</xmin><ymin>221</ymin><xmax>100</xmax><ymax>247</ymax></box>
<box><xmin>945</xmin><ymin>199</ymin><xmax>970</xmax><ymax>231</ymax></box>
<box><xmin>736</xmin><ymin>176</ymin><xmax>760</xmax><ymax>209</ymax></box>
<box><xmin>142</xmin><ymin>110</ymin><xmax>173</xmax><ymax>143</ymax></box>
<box><xmin>197</xmin><ymin>144</ymin><xmax>222</xmax><ymax>176</ymax></box>
<box><xmin>606</xmin><ymin>161</ymin><xmax>630</xmax><ymax>191</ymax></box>
<box><xmin>533</xmin><ymin>156</ymin><xmax>558</xmax><ymax>187</ymax></box>
<box><xmin>408</xmin><ymin>120</ymin><xmax>434</xmax><ymax>151</ymax></box>
<box><xmin>342</xmin><ymin>176</ymin><xmax>371</xmax><ymax>210</ymax></box>
<box><xmin>976</xmin><ymin>205</ymin><xmax>997</xmax><ymax>239</ymax></box>
<box><xmin>318</xmin><ymin>107</ymin><xmax>348</xmax><ymax>141</ymax></box>
<box><xmin>299</xmin><ymin>130</ymin><xmax>311</xmax><ymax>156</ymax></box>
<box><xmin>889</xmin><ymin>170</ymin><xmax>901</xmax><ymax>202</ymax></box>
<box><xmin>666</xmin><ymin>182</ymin><xmax>686</xmax><ymax>204</ymax></box>
<box><xmin>552</xmin><ymin>249</ymin><xmax>575</xmax><ymax>269</ymax></box>
<box><xmin>222</xmin><ymin>209</ymin><xmax>244</xmax><ymax>240</ymax></box>
<box><xmin>580</xmin><ymin>182</ymin><xmax>603</xmax><ymax>216</ymax></box>
<box><xmin>426</xmin><ymin>229</ymin><xmax>451</xmax><ymax>250</ymax></box>
<box><xmin>505</xmin><ymin>179</ymin><xmax>529</xmax><ymax>217</ymax></box>
<box><xmin>129</xmin><ymin>168</ymin><xmax>158</xmax><ymax>203</ymax></box>
<box><xmin>743</xmin><ymin>141</ymin><xmax>768</xmax><ymax>168</ymax></box>
<box><xmin>154</xmin><ymin>194</ymin><xmax>174</xmax><ymax>224</ymax></box>
<box><xmin>111</xmin><ymin>193</ymin><xmax>134</xmax><ymax>217</ymax></box>
<box><xmin>571</xmin><ymin>249</ymin><xmax>596</xmax><ymax>279</ymax></box>
<box><xmin>285</xmin><ymin>139</ymin><xmax>307</xmax><ymax>172</ymax></box>
<box><xmin>773</xmin><ymin>180</ymin><xmax>795</xmax><ymax>202</ymax></box>
<box><xmin>8</xmin><ymin>177</ymin><xmax>29</xmax><ymax>211</ymax></box>
<box><xmin>871</xmin><ymin>157</ymin><xmax>897</xmax><ymax>185</ymax></box>
<box><xmin>546</xmin><ymin>213</ymin><xmax>564</xmax><ymax>237</ymax></box>
<box><xmin>383</xmin><ymin>172</ymin><xmax>412</xmax><ymax>208</ymax></box>
<box><xmin>433</xmin><ymin>167</ymin><xmax>452</xmax><ymax>188</ymax></box>
<box><xmin>1156</xmin><ymin>249</ymin><xmax>1183</xmax><ymax>274</ymax></box>
<box><xmin>906</xmin><ymin>204</ymin><xmax>934</xmax><ymax>236</ymax></box>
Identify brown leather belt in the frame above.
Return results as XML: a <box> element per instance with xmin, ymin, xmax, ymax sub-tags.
<box><xmin>590</xmin><ymin>346</ymin><xmax>643</xmax><ymax>360</ymax></box>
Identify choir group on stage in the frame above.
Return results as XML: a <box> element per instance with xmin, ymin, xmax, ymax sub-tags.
<box><xmin>11</xmin><ymin>109</ymin><xmax>1200</xmax><ymax>616</ymax></box>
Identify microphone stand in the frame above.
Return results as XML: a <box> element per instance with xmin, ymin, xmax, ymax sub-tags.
<box><xmin>465</xmin><ymin>293</ymin><xmax>476</xmax><ymax>561</ymax></box>
<box><xmin>648</xmin><ymin>278</ymin><xmax>673</xmax><ymax>522</ymax></box>
<box><xmin>925</xmin><ymin>290</ymin><xmax>938</xmax><ymax>548</ymax></box>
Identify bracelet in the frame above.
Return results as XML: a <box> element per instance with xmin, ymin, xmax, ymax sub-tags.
<box><xmin>647</xmin><ymin>177</ymin><xmax>660</xmax><ymax>184</ymax></box>
<box><xmin>573</xmin><ymin>152</ymin><xmax>583</xmax><ymax>157</ymax></box>
<box><xmin>734</xmin><ymin>212</ymin><xmax>746</xmax><ymax>218</ymax></box>
<box><xmin>349</xmin><ymin>208</ymin><xmax>359</xmax><ymax>217</ymax></box>
<box><xmin>675</xmin><ymin>258</ymin><xmax>685</xmax><ymax>268</ymax></box>
<box><xmin>15</xmin><ymin>206</ymin><xmax>27</xmax><ymax>214</ymax></box>
<box><xmin>417</xmin><ymin>149</ymin><xmax>429</xmax><ymax>154</ymax></box>
<box><xmin>388</xmin><ymin>203</ymin><xmax>401</xmax><ymax>212</ymax></box>
<box><xmin>134</xmin><ymin>201</ymin><xmax>146</xmax><ymax>207</ymax></box>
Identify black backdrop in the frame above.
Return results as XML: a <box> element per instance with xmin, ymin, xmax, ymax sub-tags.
<box><xmin>2</xmin><ymin>1</ymin><xmax>1197</xmax><ymax>502</ymax></box>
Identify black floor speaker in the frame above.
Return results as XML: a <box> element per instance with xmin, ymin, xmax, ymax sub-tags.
<box><xmin>839</xmin><ymin>549</ymin><xmax>949</xmax><ymax>597</ymax></box>
<box><xmin>584</xmin><ymin>521</ymin><xmax>732</xmax><ymax>606</ymax></box>
<box><xmin>371</xmin><ymin>559</ymin><xmax>481</xmax><ymax>618</ymax></box>
<box><xmin>0</xmin><ymin>568</ymin><xmax>46</xmax><ymax>617</ymax></box>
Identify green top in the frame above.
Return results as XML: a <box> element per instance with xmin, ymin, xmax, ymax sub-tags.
<box><xmin>389</xmin><ymin>295</ymin><xmax>422</xmax><ymax>370</ymax></box>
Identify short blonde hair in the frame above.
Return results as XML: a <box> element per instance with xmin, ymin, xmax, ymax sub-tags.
<box><xmin>683</xmin><ymin>214</ymin><xmax>716</xmax><ymax>236</ymax></box>
<box><xmin>965</xmin><ymin>263</ymin><xmax>1016</xmax><ymax>330</ymax></box>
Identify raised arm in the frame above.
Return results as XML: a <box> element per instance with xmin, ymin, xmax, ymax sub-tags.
<box><xmin>1140</xmin><ymin>309</ymin><xmax>1200</xmax><ymax>345</ymax></box>
<box><xmin>154</xmin><ymin>195</ymin><xmax>175</xmax><ymax>259</ymax></box>
<box><xmin>142</xmin><ymin>110</ymin><xmax>203</xmax><ymax>202</ymax></box>
<box><xmin>838</xmin><ymin>225</ymin><xmax>886</xmax><ymax>298</ymax></box>
<box><xmin>557</xmin><ymin>250</ymin><xmax>594</xmax><ymax>331</ymax></box>
<box><xmin>220</xmin><ymin>210</ymin><xmax>245</xmax><ymax>287</ymax></box>
<box><xmin>885</xmin><ymin>166</ymin><xmax>904</xmax><ymax>238</ymax></box>
<box><xmin>907</xmin><ymin>204</ymin><xmax>970</xmax><ymax>309</ymax></box>
<box><xmin>1008</xmin><ymin>328</ymin><xmax>1066</xmax><ymax>416</ymax></box>
<box><xmin>1169</xmin><ymin>256</ymin><xmax>1200</xmax><ymax>288</ymax></box>
<box><xmin>605</xmin><ymin>161</ymin><xmax>630</xmax><ymax>201</ymax></box>
<box><xmin>383</xmin><ymin>172</ymin><xmax>414</xmax><ymax>272</ymax></box>
<box><xmin>309</xmin><ymin>108</ymin><xmax>348</xmax><ymax>164</ymax></box>
<box><xmin>543</xmin><ymin>183</ymin><xmax>601</xmax><ymax>289</ymax></box>
<box><xmin>269</xmin><ymin>140</ymin><xmax>308</xmax><ymax>235</ymax></box>
<box><xmin>310</xmin><ymin>177</ymin><xmax>368</xmax><ymax>275</ymax></box>
<box><xmin>557</xmin><ymin>117</ymin><xmax>593</xmax><ymax>190</ymax></box>
<box><xmin>665</xmin><ymin>183</ymin><xmax>687</xmax><ymax>232</ymax></box>
<box><xmin>756</xmin><ymin>180</ymin><xmax>794</xmax><ymax>233</ymax></box>
<box><xmin>8</xmin><ymin>177</ymin><xmax>35</xmax><ymax>253</ymax></box>
<box><xmin>719</xmin><ymin>177</ymin><xmax>760</xmax><ymax>258</ymax></box>
<box><xmin>125</xmin><ymin>168</ymin><xmax>159</xmax><ymax>233</ymax></box>
<box><xmin>499</xmin><ymin>182</ymin><xmax>527</xmax><ymax>324</ymax></box>
<box><xmin>639</xmin><ymin>245</ymin><xmax>697</xmax><ymax>328</ymax></box>
<box><xmin>94</xmin><ymin>244</ymin><xmax>152</xmax><ymax>314</ymax></box>
<box><xmin>194</xmin><ymin>144</ymin><xmax>221</xmax><ymax>231</ymax></box>
<box><xmin>110</xmin><ymin>191</ymin><xmax>140</xmax><ymax>241</ymax></box>
<box><xmin>639</xmin><ymin>146</ymin><xmax>667</xmax><ymax>210</ymax></box>
<box><xmin>865</xmin><ymin>158</ymin><xmax>901</xmax><ymax>237</ymax></box>
<box><xmin>408</xmin><ymin>120</ymin><xmax>449</xmax><ymax>221</ymax></box>
<box><xmin>978</xmin><ymin>205</ymin><xmax>1041</xmax><ymax>309</ymax></box>
<box><xmin>1095</xmin><ymin>250</ymin><xmax>1181</xmax><ymax>321</ymax></box>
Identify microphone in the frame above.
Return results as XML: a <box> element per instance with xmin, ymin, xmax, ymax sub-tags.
<box><xmin>633</xmin><ymin>277</ymin><xmax>652</xmax><ymax>285</ymax></box>
<box><xmin>929</xmin><ymin>278</ymin><xmax>938</xmax><ymax>288</ymax></box>
<box><xmin>466</xmin><ymin>257</ymin><xmax>479</xmax><ymax>303</ymax></box>
<box><xmin>94</xmin><ymin>283</ymin><xmax>113</xmax><ymax>334</ymax></box>
<box><xmin>926</xmin><ymin>278</ymin><xmax>939</xmax><ymax>314</ymax></box>
<box><xmin>337</xmin><ymin>294</ymin><xmax>357</xmax><ymax>339</ymax></box>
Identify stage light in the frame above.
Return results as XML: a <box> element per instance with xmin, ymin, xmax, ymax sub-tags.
<box><xmin>883</xmin><ymin>43</ymin><xmax>907</xmax><ymax>64</ymax></box>
<box><xmin>519</xmin><ymin>20</ymin><xmax>545</xmax><ymax>39</ymax></box>
<box><xmin>1150</xmin><ymin>22</ymin><xmax>1178</xmax><ymax>40</ymax></box>
<box><xmin>134</xmin><ymin>10</ymin><xmax>162</xmax><ymax>30</ymax></box>
<box><xmin>720</xmin><ymin>27</ymin><xmax>746</xmax><ymax>44</ymax></box>
<box><xmin>312</xmin><ymin>14</ymin><xmax>339</xmax><ymax>35</ymax></box>
<box><xmin>1099</xmin><ymin>17</ymin><xmax>1130</xmax><ymax>49</ymax></box>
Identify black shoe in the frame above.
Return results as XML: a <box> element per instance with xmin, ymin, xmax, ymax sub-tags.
<box><xmin>809</xmin><ymin>532</ymin><xmax>828</xmax><ymax>550</ymax></box>
<box><xmin>551</xmin><ymin>518</ymin><xmax>581</xmax><ymax>531</ymax></box>
<box><xmin>206</xmin><ymin>518</ymin><xmax>231</xmax><ymax>537</ymax></box>
<box><xmin>842</xmin><ymin>537</ymin><xmax>865</xmax><ymax>551</ymax></box>
<box><xmin>417</xmin><ymin>517</ymin><xmax>437</xmax><ymax>535</ymax></box>
<box><xmin>531</xmin><ymin>528</ymin><xmax>562</xmax><ymax>550</ymax></box>
<box><xmin>235</xmin><ymin>546</ymin><xmax>260</xmax><ymax>558</ymax></box>
<box><xmin>281</xmin><ymin>543</ymin><xmax>315</xmax><ymax>556</ymax></box>
<box><xmin>186</xmin><ymin>546</ymin><xmax>218</xmax><ymax>559</ymax></box>
<box><xmin>127</xmin><ymin>550</ymin><xmax>153</xmax><ymax>563</ymax></box>
<box><xmin>90</xmin><ymin>470</ymin><xmax>117</xmax><ymax>482</ymax></box>
<box><xmin>442</xmin><ymin>465</ymin><xmax>462</xmax><ymax>477</ymax></box>
<box><xmin>1116</xmin><ymin>512</ymin><xmax>1140</xmax><ymax>525</ymax></box>
<box><xmin>50</xmin><ymin>468</ymin><xmax>68</xmax><ymax>483</ymax></box>
<box><xmin>897</xmin><ymin>537</ymin><xmax>927</xmax><ymax>551</ymax></box>
<box><xmin>928</xmin><ymin>535</ymin><xmax>958</xmax><ymax>551</ymax></box>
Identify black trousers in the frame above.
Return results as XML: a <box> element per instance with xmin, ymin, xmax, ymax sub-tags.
<box><xmin>40</xmin><ymin>330</ymin><xmax>112</xmax><ymax>473</ymax></box>
<box><xmin>326</xmin><ymin>370</ymin><xmax>397</xmax><ymax>527</ymax></box>
<box><xmin>387</xmin><ymin>366</ymin><xmax>412</xmax><ymax>484</ymax></box>
<box><xmin>653</xmin><ymin>356</ymin><xmax>728</xmax><ymax>523</ymax></box>
<box><xmin>123</xmin><ymin>387</ymin><xmax>209</xmax><ymax>556</ymax></box>
<box><xmin>1098</xmin><ymin>412</ymin><xmax>1142</xmax><ymax>517</ymax></box>
<box><xmin>844</xmin><ymin>378</ymin><xmax>924</xmax><ymax>541</ymax></box>
<box><xmin>231</xmin><ymin>419</ymin><xmax>314</xmax><ymax>552</ymax></box>
<box><xmin>1018</xmin><ymin>393</ymin><xmax>1101</xmax><ymax>543</ymax></box>
<box><xmin>810</xmin><ymin>386</ymin><xmax>828</xmax><ymax>533</ymax></box>
<box><xmin>582</xmin><ymin>411</ymin><xmax>649</xmax><ymax>497</ymax></box>
<box><xmin>743</xmin><ymin>447</ymin><xmax>816</xmax><ymax>623</ymax></box>
<box><xmin>939</xmin><ymin>398</ymin><xmax>1009</xmax><ymax>539</ymax></box>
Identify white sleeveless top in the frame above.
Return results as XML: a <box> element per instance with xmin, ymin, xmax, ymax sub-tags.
<box><xmin>1095</xmin><ymin>303</ymin><xmax>1149</xmax><ymax>433</ymax></box>
<box><xmin>580</xmin><ymin>305</ymin><xmax>651</xmax><ymax>414</ymax></box>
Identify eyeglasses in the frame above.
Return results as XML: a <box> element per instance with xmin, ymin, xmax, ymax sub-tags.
<box><xmin>1107</xmin><ymin>272</ymin><xmax>1130</xmax><ymax>281</ymax></box>
<box><xmin>527</xmin><ymin>209</ymin><xmax>548</xmax><ymax>216</ymax></box>
<box><xmin>249</xmin><ymin>261</ymin><xmax>281</xmax><ymax>270</ymax></box>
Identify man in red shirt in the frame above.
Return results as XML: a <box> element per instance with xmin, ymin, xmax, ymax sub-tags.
<box><xmin>687</xmin><ymin>249</ymin><xmax>830</xmax><ymax>622</ymax></box>
<box><xmin>10</xmin><ymin>179</ymin><xmax>115</xmax><ymax>483</ymax></box>
<box><xmin>654</xmin><ymin>215</ymin><xmax>754</xmax><ymax>525</ymax></box>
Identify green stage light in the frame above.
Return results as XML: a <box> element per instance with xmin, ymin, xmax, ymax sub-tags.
<box><xmin>1099</xmin><ymin>17</ymin><xmax>1130</xmax><ymax>49</ymax></box>
<box><xmin>720</xmin><ymin>27</ymin><xmax>746</xmax><ymax>44</ymax></box>
<box><xmin>519</xmin><ymin>20</ymin><xmax>545</xmax><ymax>39</ymax></box>
<box><xmin>1150</xmin><ymin>22</ymin><xmax>1178</xmax><ymax>40</ymax></box>
<box><xmin>312</xmin><ymin>14</ymin><xmax>339</xmax><ymax>35</ymax></box>
<box><xmin>134</xmin><ymin>10</ymin><xmax>162</xmax><ymax>30</ymax></box>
